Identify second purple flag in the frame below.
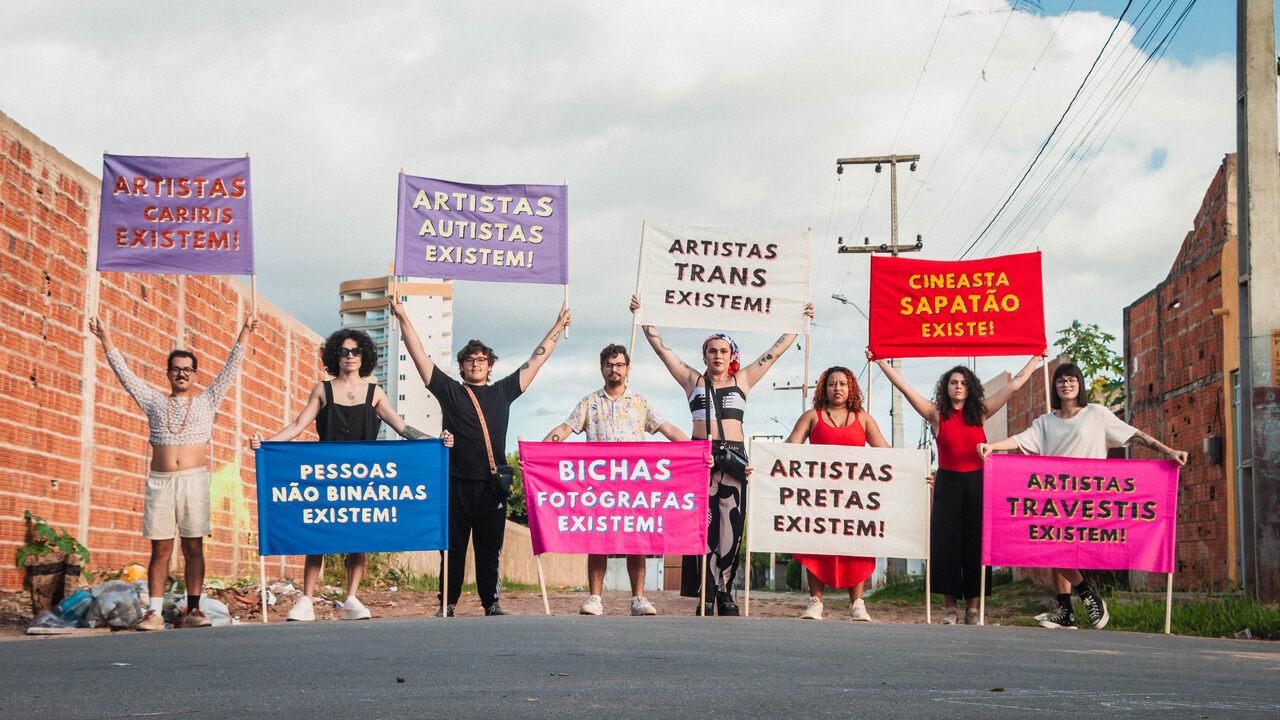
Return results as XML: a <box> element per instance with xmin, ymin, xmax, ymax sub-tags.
<box><xmin>395</xmin><ymin>173</ymin><xmax>568</xmax><ymax>284</ymax></box>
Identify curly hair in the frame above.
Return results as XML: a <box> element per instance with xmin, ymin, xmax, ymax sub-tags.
<box><xmin>321</xmin><ymin>329</ymin><xmax>377</xmax><ymax>378</ymax></box>
<box><xmin>933</xmin><ymin>365</ymin><xmax>985</xmax><ymax>427</ymax></box>
<box><xmin>457</xmin><ymin>339</ymin><xmax>498</xmax><ymax>380</ymax></box>
<box><xmin>813</xmin><ymin>366</ymin><xmax>863</xmax><ymax>413</ymax></box>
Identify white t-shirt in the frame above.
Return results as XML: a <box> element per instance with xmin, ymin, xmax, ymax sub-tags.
<box><xmin>1010</xmin><ymin>404</ymin><xmax>1138</xmax><ymax>459</ymax></box>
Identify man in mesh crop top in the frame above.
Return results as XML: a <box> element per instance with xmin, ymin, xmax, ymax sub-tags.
<box><xmin>90</xmin><ymin>312</ymin><xmax>258</xmax><ymax>631</ymax></box>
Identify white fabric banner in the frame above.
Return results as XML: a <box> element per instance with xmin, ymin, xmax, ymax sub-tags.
<box><xmin>633</xmin><ymin>222</ymin><xmax>812</xmax><ymax>334</ymax></box>
<box><xmin>747</xmin><ymin>442</ymin><xmax>931</xmax><ymax>558</ymax></box>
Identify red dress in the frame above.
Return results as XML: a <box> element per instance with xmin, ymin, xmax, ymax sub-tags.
<box><xmin>793</xmin><ymin>411</ymin><xmax>878</xmax><ymax>588</ymax></box>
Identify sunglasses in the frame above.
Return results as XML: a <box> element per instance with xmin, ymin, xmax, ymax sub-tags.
<box><xmin>338</xmin><ymin>347</ymin><xmax>363</xmax><ymax>358</ymax></box>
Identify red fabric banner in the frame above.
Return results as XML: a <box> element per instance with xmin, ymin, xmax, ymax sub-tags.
<box><xmin>868</xmin><ymin>251</ymin><xmax>1045</xmax><ymax>358</ymax></box>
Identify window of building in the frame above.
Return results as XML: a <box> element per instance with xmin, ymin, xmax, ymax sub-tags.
<box><xmin>398</xmin><ymin>394</ymin><xmax>405</xmax><ymax>401</ymax></box>
<box><xmin>399</xmin><ymin>374</ymin><xmax>406</xmax><ymax>380</ymax></box>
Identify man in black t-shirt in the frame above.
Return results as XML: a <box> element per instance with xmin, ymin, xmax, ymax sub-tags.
<box><xmin>392</xmin><ymin>300</ymin><xmax>570</xmax><ymax>616</ymax></box>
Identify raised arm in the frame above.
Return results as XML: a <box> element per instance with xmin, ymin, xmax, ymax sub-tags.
<box><xmin>252</xmin><ymin>382</ymin><xmax>324</xmax><ymax>447</ymax></box>
<box><xmin>205</xmin><ymin>315</ymin><xmax>259</xmax><ymax>407</ymax></box>
<box><xmin>518</xmin><ymin>304</ymin><xmax>571</xmax><ymax>392</ymax></box>
<box><xmin>631</xmin><ymin>295</ymin><xmax>700</xmax><ymax>391</ymax></box>
<box><xmin>784</xmin><ymin>410</ymin><xmax>817</xmax><ymax>443</ymax></box>
<box><xmin>390</xmin><ymin>300</ymin><xmax>436</xmax><ymax>387</ymax></box>
<box><xmin>90</xmin><ymin>314</ymin><xmax>162</xmax><ymax>409</ymax></box>
<box><xmin>981</xmin><ymin>352</ymin><xmax>1045</xmax><ymax>419</ymax></box>
<box><xmin>1126</xmin><ymin>430</ymin><xmax>1188</xmax><ymax>465</ymax></box>
<box><xmin>735</xmin><ymin>304</ymin><xmax>813</xmax><ymax>392</ymax></box>
<box><xmin>869</xmin><ymin>351</ymin><xmax>941</xmax><ymax>430</ymax></box>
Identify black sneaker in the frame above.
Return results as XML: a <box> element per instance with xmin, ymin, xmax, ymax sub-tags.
<box><xmin>1037</xmin><ymin>605</ymin><xmax>1077</xmax><ymax>629</ymax></box>
<box><xmin>483</xmin><ymin>603</ymin><xmax>510</xmax><ymax>616</ymax></box>
<box><xmin>694</xmin><ymin>601</ymin><xmax>714</xmax><ymax>617</ymax></box>
<box><xmin>715</xmin><ymin>591</ymin><xmax>740</xmax><ymax>617</ymax></box>
<box><xmin>1079</xmin><ymin>590</ymin><xmax>1109</xmax><ymax>629</ymax></box>
<box><xmin>436</xmin><ymin>604</ymin><xmax>455</xmax><ymax>618</ymax></box>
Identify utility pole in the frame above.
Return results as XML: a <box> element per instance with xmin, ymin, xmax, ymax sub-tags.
<box><xmin>773</xmin><ymin>382</ymin><xmax>817</xmax><ymax>412</ymax></box>
<box><xmin>835</xmin><ymin>154</ymin><xmax>923</xmax><ymax>452</ymax></box>
<box><xmin>1236</xmin><ymin>0</ymin><xmax>1280</xmax><ymax>601</ymax></box>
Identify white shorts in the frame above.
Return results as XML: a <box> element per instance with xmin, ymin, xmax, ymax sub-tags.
<box><xmin>143</xmin><ymin>468</ymin><xmax>211</xmax><ymax>539</ymax></box>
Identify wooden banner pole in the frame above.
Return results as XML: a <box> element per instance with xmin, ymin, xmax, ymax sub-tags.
<box><xmin>259</xmin><ymin>554</ymin><xmax>268</xmax><ymax>623</ymax></box>
<box><xmin>535</xmin><ymin>555</ymin><xmax>551</xmax><ymax>616</ymax></box>
<box><xmin>441</xmin><ymin>550</ymin><xmax>449</xmax><ymax>618</ymax></box>
<box><xmin>801</xmin><ymin>331</ymin><xmax>811</xmax><ymax>411</ymax></box>
<box><xmin>924</xmin><ymin>478</ymin><xmax>933</xmax><ymax>625</ymax></box>
<box><xmin>562</xmin><ymin>284</ymin><xmax>569</xmax><ymax>340</ymax></box>
<box><xmin>1164</xmin><ymin>573</ymin><xmax>1174</xmax><ymax>635</ymax></box>
<box><xmin>978</xmin><ymin>566</ymin><xmax>987</xmax><ymax>626</ymax></box>
<box><xmin>1042</xmin><ymin>360</ymin><xmax>1052</xmax><ymax>413</ymax></box>
<box><xmin>699</xmin><ymin>552</ymin><xmax>708</xmax><ymax>617</ymax></box>
<box><xmin>628</xmin><ymin>221</ymin><xmax>649</xmax><ymax>359</ymax></box>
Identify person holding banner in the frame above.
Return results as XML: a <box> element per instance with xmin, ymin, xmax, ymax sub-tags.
<box><xmin>251</xmin><ymin>329</ymin><xmax>452</xmax><ymax>623</ymax></box>
<box><xmin>541</xmin><ymin>343</ymin><xmax>693</xmax><ymax>617</ymax></box>
<box><xmin>89</xmin><ymin>312</ymin><xmax>258</xmax><ymax>631</ymax></box>
<box><xmin>631</xmin><ymin>295</ymin><xmax>812</xmax><ymax>616</ymax></box>
<box><xmin>392</xmin><ymin>299</ymin><xmax>571</xmax><ymax>617</ymax></box>
<box><xmin>872</xmin><ymin>351</ymin><xmax>1044</xmax><ymax>625</ymax></box>
<box><xmin>781</xmin><ymin>366</ymin><xmax>889</xmax><ymax>621</ymax></box>
<box><xmin>978</xmin><ymin>361</ymin><xmax>1188</xmax><ymax>630</ymax></box>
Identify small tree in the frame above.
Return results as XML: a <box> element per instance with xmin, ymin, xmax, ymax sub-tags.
<box><xmin>1054</xmin><ymin>320</ymin><xmax>1125</xmax><ymax>407</ymax></box>
<box><xmin>504</xmin><ymin>451</ymin><xmax>527</xmax><ymax>524</ymax></box>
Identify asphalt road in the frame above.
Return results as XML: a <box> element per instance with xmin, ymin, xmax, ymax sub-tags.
<box><xmin>2</xmin><ymin>617</ymin><xmax>1277</xmax><ymax>720</ymax></box>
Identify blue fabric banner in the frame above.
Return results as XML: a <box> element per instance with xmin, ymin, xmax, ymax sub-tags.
<box><xmin>255</xmin><ymin>440</ymin><xmax>449</xmax><ymax>556</ymax></box>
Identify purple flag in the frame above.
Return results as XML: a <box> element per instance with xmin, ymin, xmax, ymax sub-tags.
<box><xmin>395</xmin><ymin>174</ymin><xmax>567</xmax><ymax>284</ymax></box>
<box><xmin>97</xmin><ymin>154</ymin><xmax>254</xmax><ymax>275</ymax></box>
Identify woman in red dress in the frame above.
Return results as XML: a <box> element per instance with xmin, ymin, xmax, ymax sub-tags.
<box><xmin>784</xmin><ymin>366</ymin><xmax>888</xmax><ymax>621</ymax></box>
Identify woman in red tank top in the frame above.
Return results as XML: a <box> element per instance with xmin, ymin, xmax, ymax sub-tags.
<box><xmin>783</xmin><ymin>366</ymin><xmax>888</xmax><ymax>621</ymax></box>
<box><xmin>871</xmin><ymin>350</ymin><xmax>1044</xmax><ymax>625</ymax></box>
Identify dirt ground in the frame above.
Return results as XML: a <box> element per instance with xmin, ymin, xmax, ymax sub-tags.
<box><xmin>0</xmin><ymin>584</ymin><xmax>1039</xmax><ymax>639</ymax></box>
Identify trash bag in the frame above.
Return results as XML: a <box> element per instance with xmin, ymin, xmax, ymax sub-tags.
<box><xmin>87</xmin><ymin>580</ymin><xmax>146</xmax><ymax>629</ymax></box>
<box><xmin>30</xmin><ymin>611</ymin><xmax>66</xmax><ymax>629</ymax></box>
<box><xmin>57</xmin><ymin>589</ymin><xmax>94</xmax><ymax>628</ymax></box>
<box><xmin>174</xmin><ymin>596</ymin><xmax>233</xmax><ymax>627</ymax></box>
<box><xmin>23</xmin><ymin>552</ymin><xmax>81</xmax><ymax>616</ymax></box>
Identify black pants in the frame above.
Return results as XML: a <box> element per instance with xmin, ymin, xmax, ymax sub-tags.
<box><xmin>680</xmin><ymin>468</ymin><xmax>745</xmax><ymax>599</ymax></box>
<box><xmin>930</xmin><ymin>468</ymin><xmax>991</xmax><ymax>599</ymax></box>
<box><xmin>438</xmin><ymin>478</ymin><xmax>506</xmax><ymax>607</ymax></box>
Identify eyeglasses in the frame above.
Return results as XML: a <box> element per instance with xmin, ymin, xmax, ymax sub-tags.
<box><xmin>1054</xmin><ymin>377</ymin><xmax>1080</xmax><ymax>385</ymax></box>
<box><xmin>463</xmin><ymin>356</ymin><xmax>490</xmax><ymax>366</ymax></box>
<box><xmin>338</xmin><ymin>347</ymin><xmax>363</xmax><ymax>358</ymax></box>
<box><xmin>601</xmin><ymin>362</ymin><xmax>628</xmax><ymax>370</ymax></box>
<box><xmin>168</xmin><ymin>367</ymin><xmax>194</xmax><ymax>376</ymax></box>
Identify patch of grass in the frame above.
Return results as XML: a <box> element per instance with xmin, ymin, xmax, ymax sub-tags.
<box><xmin>1106</xmin><ymin>594</ymin><xmax>1280</xmax><ymax>640</ymax></box>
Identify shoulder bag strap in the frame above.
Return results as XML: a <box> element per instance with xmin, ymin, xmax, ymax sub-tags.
<box><xmin>705</xmin><ymin>374</ymin><xmax>727</xmax><ymax>443</ymax></box>
<box><xmin>462</xmin><ymin>385</ymin><xmax>498</xmax><ymax>475</ymax></box>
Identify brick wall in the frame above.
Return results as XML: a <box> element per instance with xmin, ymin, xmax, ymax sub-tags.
<box><xmin>0</xmin><ymin>111</ymin><xmax>320</xmax><ymax>590</ymax></box>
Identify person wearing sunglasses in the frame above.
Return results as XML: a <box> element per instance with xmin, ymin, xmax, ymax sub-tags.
<box><xmin>392</xmin><ymin>299</ymin><xmax>571</xmax><ymax>618</ymax></box>
<box><xmin>252</xmin><ymin>329</ymin><xmax>452</xmax><ymax>623</ymax></box>
<box><xmin>978</xmin><ymin>362</ymin><xmax>1187</xmax><ymax>630</ymax></box>
<box><xmin>89</xmin><ymin>311</ymin><xmax>258</xmax><ymax>631</ymax></box>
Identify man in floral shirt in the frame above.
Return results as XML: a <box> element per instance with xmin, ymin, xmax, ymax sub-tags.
<box><xmin>542</xmin><ymin>343</ymin><xmax>689</xmax><ymax>616</ymax></box>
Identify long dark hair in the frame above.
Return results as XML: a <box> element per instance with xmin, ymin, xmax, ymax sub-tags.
<box><xmin>933</xmin><ymin>365</ymin><xmax>985</xmax><ymax>427</ymax></box>
<box><xmin>813</xmin><ymin>366</ymin><xmax>863</xmax><ymax>413</ymax></box>
<box><xmin>321</xmin><ymin>329</ymin><xmax>377</xmax><ymax>378</ymax></box>
<box><xmin>1051</xmin><ymin>362</ymin><xmax>1089</xmax><ymax>410</ymax></box>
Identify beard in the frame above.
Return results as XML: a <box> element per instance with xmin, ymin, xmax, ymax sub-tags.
<box><xmin>604</xmin><ymin>376</ymin><xmax>624</xmax><ymax>389</ymax></box>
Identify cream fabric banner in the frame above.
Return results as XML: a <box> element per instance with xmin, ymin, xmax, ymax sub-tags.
<box><xmin>633</xmin><ymin>222</ymin><xmax>811</xmax><ymax>334</ymax></box>
<box><xmin>747</xmin><ymin>442</ymin><xmax>930</xmax><ymax>558</ymax></box>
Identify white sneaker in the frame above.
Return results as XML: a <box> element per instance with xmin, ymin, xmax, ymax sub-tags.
<box><xmin>850</xmin><ymin>598</ymin><xmax>872</xmax><ymax>622</ymax></box>
<box><xmin>579</xmin><ymin>595</ymin><xmax>603</xmax><ymax>616</ymax></box>
<box><xmin>630</xmin><ymin>596</ymin><xmax>657</xmax><ymax>616</ymax></box>
<box><xmin>799</xmin><ymin>596</ymin><xmax>823</xmax><ymax>620</ymax></box>
<box><xmin>341</xmin><ymin>595</ymin><xmax>371</xmax><ymax>620</ymax></box>
<box><xmin>940</xmin><ymin>608</ymin><xmax>960</xmax><ymax>625</ymax></box>
<box><xmin>286</xmin><ymin>595</ymin><xmax>315</xmax><ymax>622</ymax></box>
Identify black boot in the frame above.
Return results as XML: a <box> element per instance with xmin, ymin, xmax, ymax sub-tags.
<box><xmin>716</xmin><ymin>591</ymin><xmax>740</xmax><ymax>617</ymax></box>
<box><xmin>694</xmin><ymin>600</ymin><xmax>715</xmax><ymax>616</ymax></box>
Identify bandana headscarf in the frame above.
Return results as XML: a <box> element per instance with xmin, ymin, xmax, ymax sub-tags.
<box><xmin>702</xmin><ymin>333</ymin><xmax>741</xmax><ymax>376</ymax></box>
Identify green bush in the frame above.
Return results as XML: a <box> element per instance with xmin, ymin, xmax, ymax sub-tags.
<box><xmin>15</xmin><ymin>510</ymin><xmax>91</xmax><ymax>584</ymax></box>
<box><xmin>785</xmin><ymin>558</ymin><xmax>802</xmax><ymax>590</ymax></box>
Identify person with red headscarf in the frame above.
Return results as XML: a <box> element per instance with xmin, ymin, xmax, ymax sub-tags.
<box><xmin>631</xmin><ymin>295</ymin><xmax>812</xmax><ymax>616</ymax></box>
<box><xmin>784</xmin><ymin>366</ymin><xmax>888</xmax><ymax>621</ymax></box>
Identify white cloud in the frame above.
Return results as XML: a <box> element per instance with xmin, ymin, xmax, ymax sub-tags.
<box><xmin>0</xmin><ymin>1</ymin><xmax>1233</xmax><ymax>445</ymax></box>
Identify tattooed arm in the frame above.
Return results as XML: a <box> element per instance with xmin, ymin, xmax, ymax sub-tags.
<box><xmin>518</xmin><ymin>303</ymin><xmax>571</xmax><ymax>392</ymax></box>
<box><xmin>541</xmin><ymin>423</ymin><xmax>573</xmax><ymax>442</ymax></box>
<box><xmin>1126</xmin><ymin>430</ymin><xmax>1189</xmax><ymax>465</ymax></box>
<box><xmin>631</xmin><ymin>295</ymin><xmax>700</xmax><ymax>392</ymax></box>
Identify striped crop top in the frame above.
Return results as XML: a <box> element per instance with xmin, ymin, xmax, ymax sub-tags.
<box><xmin>105</xmin><ymin>344</ymin><xmax>244</xmax><ymax>446</ymax></box>
<box><xmin>688</xmin><ymin>379</ymin><xmax>747</xmax><ymax>423</ymax></box>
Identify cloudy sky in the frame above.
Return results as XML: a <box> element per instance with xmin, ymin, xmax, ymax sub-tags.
<box><xmin>1</xmin><ymin>1</ymin><xmax>1237</xmax><ymax>447</ymax></box>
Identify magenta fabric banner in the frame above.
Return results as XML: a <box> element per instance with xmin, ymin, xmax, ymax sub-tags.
<box><xmin>982</xmin><ymin>454</ymin><xmax>1179</xmax><ymax>573</ymax></box>
<box><xmin>519</xmin><ymin>440</ymin><xmax>711</xmax><ymax>556</ymax></box>
<box><xmin>97</xmin><ymin>154</ymin><xmax>254</xmax><ymax>275</ymax></box>
<box><xmin>395</xmin><ymin>174</ymin><xmax>568</xmax><ymax>284</ymax></box>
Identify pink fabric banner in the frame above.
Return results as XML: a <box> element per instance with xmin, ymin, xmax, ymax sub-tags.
<box><xmin>982</xmin><ymin>454</ymin><xmax>1179</xmax><ymax>573</ymax></box>
<box><xmin>519</xmin><ymin>440</ymin><xmax>711</xmax><ymax>556</ymax></box>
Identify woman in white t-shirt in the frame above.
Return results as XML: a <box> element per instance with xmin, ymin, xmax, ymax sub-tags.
<box><xmin>977</xmin><ymin>362</ymin><xmax>1186</xmax><ymax>630</ymax></box>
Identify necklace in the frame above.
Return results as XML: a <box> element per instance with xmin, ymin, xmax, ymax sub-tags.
<box><xmin>824</xmin><ymin>409</ymin><xmax>852</xmax><ymax>427</ymax></box>
<box><xmin>167</xmin><ymin>395</ymin><xmax>194</xmax><ymax>435</ymax></box>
